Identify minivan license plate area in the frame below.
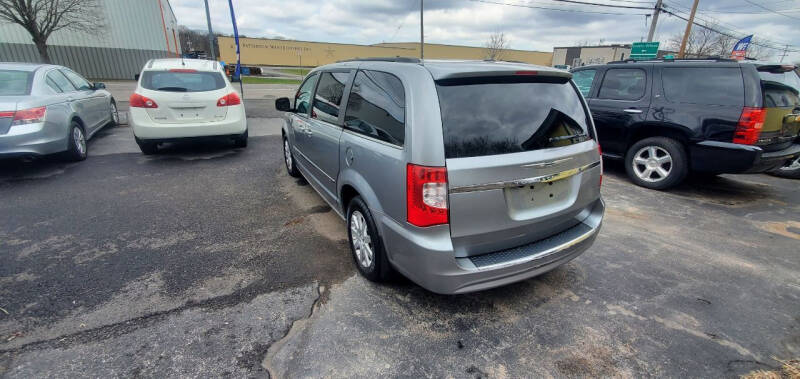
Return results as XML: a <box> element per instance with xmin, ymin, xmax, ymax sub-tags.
<box><xmin>504</xmin><ymin>177</ymin><xmax>576</xmax><ymax>220</ymax></box>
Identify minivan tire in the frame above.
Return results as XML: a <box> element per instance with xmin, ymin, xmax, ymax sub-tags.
<box><xmin>135</xmin><ymin>137</ymin><xmax>158</xmax><ymax>155</ymax></box>
<box><xmin>283</xmin><ymin>135</ymin><xmax>300</xmax><ymax>177</ymax></box>
<box><xmin>346</xmin><ymin>196</ymin><xmax>393</xmax><ymax>282</ymax></box>
<box><xmin>769</xmin><ymin>156</ymin><xmax>800</xmax><ymax>179</ymax></box>
<box><xmin>63</xmin><ymin>121</ymin><xmax>88</xmax><ymax>161</ymax></box>
<box><xmin>625</xmin><ymin>137</ymin><xmax>688</xmax><ymax>190</ymax></box>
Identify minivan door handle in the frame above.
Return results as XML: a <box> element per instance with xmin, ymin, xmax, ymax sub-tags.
<box><xmin>623</xmin><ymin>108</ymin><xmax>643</xmax><ymax>114</ymax></box>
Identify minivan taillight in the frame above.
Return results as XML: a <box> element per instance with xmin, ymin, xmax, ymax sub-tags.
<box><xmin>733</xmin><ymin>107</ymin><xmax>766</xmax><ymax>145</ymax></box>
<box><xmin>407</xmin><ymin>164</ymin><xmax>448</xmax><ymax>227</ymax></box>
<box><xmin>217</xmin><ymin>92</ymin><xmax>241</xmax><ymax>107</ymax></box>
<box><xmin>129</xmin><ymin>93</ymin><xmax>158</xmax><ymax>108</ymax></box>
<box><xmin>10</xmin><ymin>107</ymin><xmax>46</xmax><ymax>126</ymax></box>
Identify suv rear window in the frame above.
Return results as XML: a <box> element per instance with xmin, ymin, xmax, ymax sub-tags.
<box><xmin>0</xmin><ymin>70</ymin><xmax>33</xmax><ymax>96</ymax></box>
<box><xmin>662</xmin><ymin>67</ymin><xmax>744</xmax><ymax>106</ymax></box>
<box><xmin>140</xmin><ymin>70</ymin><xmax>226</xmax><ymax>92</ymax></box>
<box><xmin>759</xmin><ymin>70</ymin><xmax>800</xmax><ymax>108</ymax></box>
<box><xmin>436</xmin><ymin>76</ymin><xmax>591</xmax><ymax>159</ymax></box>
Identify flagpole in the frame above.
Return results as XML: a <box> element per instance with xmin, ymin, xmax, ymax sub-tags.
<box><xmin>226</xmin><ymin>0</ymin><xmax>244</xmax><ymax>97</ymax></box>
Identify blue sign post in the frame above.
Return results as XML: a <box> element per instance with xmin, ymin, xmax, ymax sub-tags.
<box><xmin>227</xmin><ymin>0</ymin><xmax>244</xmax><ymax>95</ymax></box>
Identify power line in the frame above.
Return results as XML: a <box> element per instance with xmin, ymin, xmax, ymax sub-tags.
<box><xmin>466</xmin><ymin>0</ymin><xmax>651</xmax><ymax>15</ymax></box>
<box><xmin>742</xmin><ymin>0</ymin><xmax>800</xmax><ymax>20</ymax></box>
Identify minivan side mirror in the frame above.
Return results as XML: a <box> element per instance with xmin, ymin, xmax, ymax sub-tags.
<box><xmin>134</xmin><ymin>74</ymin><xmax>140</xmax><ymax>81</ymax></box>
<box><xmin>275</xmin><ymin>97</ymin><xmax>293</xmax><ymax>112</ymax></box>
<box><xmin>93</xmin><ymin>82</ymin><xmax>106</xmax><ymax>90</ymax></box>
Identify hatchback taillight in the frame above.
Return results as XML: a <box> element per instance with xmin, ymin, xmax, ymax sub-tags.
<box><xmin>733</xmin><ymin>107</ymin><xmax>766</xmax><ymax>145</ymax></box>
<box><xmin>11</xmin><ymin>106</ymin><xmax>46</xmax><ymax>126</ymax></box>
<box><xmin>407</xmin><ymin>164</ymin><xmax>448</xmax><ymax>227</ymax></box>
<box><xmin>129</xmin><ymin>93</ymin><xmax>158</xmax><ymax>108</ymax></box>
<box><xmin>217</xmin><ymin>92</ymin><xmax>241</xmax><ymax>107</ymax></box>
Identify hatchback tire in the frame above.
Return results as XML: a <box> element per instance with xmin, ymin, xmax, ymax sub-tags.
<box><xmin>234</xmin><ymin>130</ymin><xmax>248</xmax><ymax>148</ymax></box>
<box><xmin>283</xmin><ymin>135</ymin><xmax>300</xmax><ymax>177</ymax></box>
<box><xmin>63</xmin><ymin>121</ymin><xmax>87</xmax><ymax>161</ymax></box>
<box><xmin>625</xmin><ymin>137</ymin><xmax>688</xmax><ymax>190</ymax></box>
<box><xmin>135</xmin><ymin>137</ymin><xmax>158</xmax><ymax>155</ymax></box>
<box><xmin>769</xmin><ymin>156</ymin><xmax>800</xmax><ymax>179</ymax></box>
<box><xmin>347</xmin><ymin>196</ymin><xmax>393</xmax><ymax>282</ymax></box>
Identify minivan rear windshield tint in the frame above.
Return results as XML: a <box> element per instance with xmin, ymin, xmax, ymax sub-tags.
<box><xmin>0</xmin><ymin>70</ymin><xmax>33</xmax><ymax>96</ymax></box>
<box><xmin>140</xmin><ymin>71</ymin><xmax>226</xmax><ymax>92</ymax></box>
<box><xmin>436</xmin><ymin>77</ymin><xmax>591</xmax><ymax>159</ymax></box>
<box><xmin>759</xmin><ymin>71</ymin><xmax>800</xmax><ymax>108</ymax></box>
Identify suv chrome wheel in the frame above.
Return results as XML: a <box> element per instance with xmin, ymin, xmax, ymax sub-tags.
<box><xmin>780</xmin><ymin>156</ymin><xmax>800</xmax><ymax>171</ymax></box>
<box><xmin>350</xmin><ymin>210</ymin><xmax>373</xmax><ymax>269</ymax></box>
<box><xmin>632</xmin><ymin>146</ymin><xmax>672</xmax><ymax>182</ymax></box>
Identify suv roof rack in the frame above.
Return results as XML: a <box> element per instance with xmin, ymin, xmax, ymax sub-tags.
<box><xmin>336</xmin><ymin>56</ymin><xmax>421</xmax><ymax>64</ymax></box>
<box><xmin>608</xmin><ymin>57</ymin><xmax>737</xmax><ymax>64</ymax></box>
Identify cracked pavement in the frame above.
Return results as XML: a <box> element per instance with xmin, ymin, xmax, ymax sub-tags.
<box><xmin>1</xmin><ymin>86</ymin><xmax>799</xmax><ymax>377</ymax></box>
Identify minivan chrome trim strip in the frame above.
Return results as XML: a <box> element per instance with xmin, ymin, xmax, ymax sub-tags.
<box><xmin>521</xmin><ymin>157</ymin><xmax>573</xmax><ymax>168</ymax></box>
<box><xmin>449</xmin><ymin>161</ymin><xmax>601</xmax><ymax>194</ymax></box>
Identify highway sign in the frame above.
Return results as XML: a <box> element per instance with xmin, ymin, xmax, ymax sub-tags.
<box><xmin>630</xmin><ymin>42</ymin><xmax>660</xmax><ymax>60</ymax></box>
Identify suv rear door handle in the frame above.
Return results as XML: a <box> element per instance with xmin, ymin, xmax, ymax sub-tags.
<box><xmin>624</xmin><ymin>108</ymin><xmax>643</xmax><ymax>114</ymax></box>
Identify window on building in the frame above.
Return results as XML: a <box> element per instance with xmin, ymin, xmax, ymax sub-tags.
<box><xmin>598</xmin><ymin>68</ymin><xmax>646</xmax><ymax>101</ymax></box>
<box><xmin>344</xmin><ymin>70</ymin><xmax>406</xmax><ymax>146</ymax></box>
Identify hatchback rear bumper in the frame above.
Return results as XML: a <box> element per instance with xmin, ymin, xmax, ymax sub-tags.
<box><xmin>380</xmin><ymin>198</ymin><xmax>604</xmax><ymax>294</ymax></box>
<box><xmin>0</xmin><ymin>121</ymin><xmax>68</xmax><ymax>157</ymax></box>
<box><xmin>130</xmin><ymin>107</ymin><xmax>246</xmax><ymax>140</ymax></box>
<box><xmin>690</xmin><ymin>141</ymin><xmax>800</xmax><ymax>173</ymax></box>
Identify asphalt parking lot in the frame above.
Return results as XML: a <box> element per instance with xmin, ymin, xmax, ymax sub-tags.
<box><xmin>1</xmin><ymin>84</ymin><xmax>799</xmax><ymax>378</ymax></box>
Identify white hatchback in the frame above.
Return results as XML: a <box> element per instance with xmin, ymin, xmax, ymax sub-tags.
<box><xmin>129</xmin><ymin>59</ymin><xmax>247</xmax><ymax>154</ymax></box>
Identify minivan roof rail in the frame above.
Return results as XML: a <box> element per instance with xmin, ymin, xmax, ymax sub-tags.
<box><xmin>336</xmin><ymin>57</ymin><xmax>422</xmax><ymax>64</ymax></box>
<box><xmin>608</xmin><ymin>57</ymin><xmax>737</xmax><ymax>64</ymax></box>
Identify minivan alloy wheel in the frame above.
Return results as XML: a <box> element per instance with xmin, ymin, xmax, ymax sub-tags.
<box><xmin>632</xmin><ymin>146</ymin><xmax>672</xmax><ymax>182</ymax></box>
<box><xmin>284</xmin><ymin>139</ymin><xmax>293</xmax><ymax>171</ymax></box>
<box><xmin>350</xmin><ymin>210</ymin><xmax>373</xmax><ymax>268</ymax></box>
<box><xmin>73</xmin><ymin>127</ymin><xmax>86</xmax><ymax>156</ymax></box>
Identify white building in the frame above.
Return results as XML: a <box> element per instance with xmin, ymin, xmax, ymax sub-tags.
<box><xmin>0</xmin><ymin>0</ymin><xmax>181</xmax><ymax>79</ymax></box>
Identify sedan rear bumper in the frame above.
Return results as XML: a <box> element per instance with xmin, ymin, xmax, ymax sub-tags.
<box><xmin>380</xmin><ymin>198</ymin><xmax>604</xmax><ymax>294</ymax></box>
<box><xmin>0</xmin><ymin>122</ymin><xmax>68</xmax><ymax>157</ymax></box>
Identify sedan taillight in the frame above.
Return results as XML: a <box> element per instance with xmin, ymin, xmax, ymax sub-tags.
<box><xmin>11</xmin><ymin>106</ymin><xmax>46</xmax><ymax>126</ymax></box>
<box><xmin>217</xmin><ymin>92</ymin><xmax>241</xmax><ymax>107</ymax></box>
<box><xmin>130</xmin><ymin>93</ymin><xmax>158</xmax><ymax>108</ymax></box>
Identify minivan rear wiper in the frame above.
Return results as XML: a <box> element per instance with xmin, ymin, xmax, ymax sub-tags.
<box><xmin>156</xmin><ymin>87</ymin><xmax>188</xmax><ymax>92</ymax></box>
<box><xmin>549</xmin><ymin>133</ymin><xmax>588</xmax><ymax>143</ymax></box>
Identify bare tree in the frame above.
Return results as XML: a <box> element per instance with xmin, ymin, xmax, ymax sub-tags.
<box><xmin>485</xmin><ymin>32</ymin><xmax>509</xmax><ymax>61</ymax></box>
<box><xmin>667</xmin><ymin>26</ymin><xmax>718</xmax><ymax>58</ymax></box>
<box><xmin>0</xmin><ymin>0</ymin><xmax>104</xmax><ymax>63</ymax></box>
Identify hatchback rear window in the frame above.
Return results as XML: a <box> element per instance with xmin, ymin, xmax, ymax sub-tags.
<box><xmin>0</xmin><ymin>70</ymin><xmax>33</xmax><ymax>96</ymax></box>
<box><xmin>140</xmin><ymin>70</ymin><xmax>226</xmax><ymax>92</ymax></box>
<box><xmin>436</xmin><ymin>76</ymin><xmax>591</xmax><ymax>159</ymax></box>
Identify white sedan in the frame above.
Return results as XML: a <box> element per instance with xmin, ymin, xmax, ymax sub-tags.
<box><xmin>129</xmin><ymin>59</ymin><xmax>247</xmax><ymax>154</ymax></box>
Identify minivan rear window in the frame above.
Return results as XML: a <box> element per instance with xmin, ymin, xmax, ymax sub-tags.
<box><xmin>436</xmin><ymin>77</ymin><xmax>591</xmax><ymax>159</ymax></box>
<box><xmin>140</xmin><ymin>70</ymin><xmax>226</xmax><ymax>92</ymax></box>
<box><xmin>0</xmin><ymin>70</ymin><xmax>33</xmax><ymax>96</ymax></box>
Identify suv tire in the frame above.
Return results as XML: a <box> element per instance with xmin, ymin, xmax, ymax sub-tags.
<box><xmin>136</xmin><ymin>137</ymin><xmax>158</xmax><ymax>155</ymax></box>
<box><xmin>625</xmin><ymin>137</ymin><xmax>688</xmax><ymax>190</ymax></box>
<box><xmin>769</xmin><ymin>156</ymin><xmax>800</xmax><ymax>179</ymax></box>
<box><xmin>346</xmin><ymin>196</ymin><xmax>393</xmax><ymax>282</ymax></box>
<box><xmin>283</xmin><ymin>135</ymin><xmax>300</xmax><ymax>177</ymax></box>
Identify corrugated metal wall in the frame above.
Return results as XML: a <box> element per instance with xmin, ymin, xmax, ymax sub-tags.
<box><xmin>0</xmin><ymin>0</ymin><xmax>181</xmax><ymax>79</ymax></box>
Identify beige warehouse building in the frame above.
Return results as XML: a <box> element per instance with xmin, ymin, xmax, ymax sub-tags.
<box><xmin>218</xmin><ymin>37</ymin><xmax>552</xmax><ymax>67</ymax></box>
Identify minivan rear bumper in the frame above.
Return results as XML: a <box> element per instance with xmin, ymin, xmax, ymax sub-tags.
<box><xmin>380</xmin><ymin>198</ymin><xmax>604</xmax><ymax>294</ymax></box>
<box><xmin>690</xmin><ymin>141</ymin><xmax>800</xmax><ymax>173</ymax></box>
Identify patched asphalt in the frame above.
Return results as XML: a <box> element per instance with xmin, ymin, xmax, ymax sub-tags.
<box><xmin>1</xmin><ymin>92</ymin><xmax>799</xmax><ymax>377</ymax></box>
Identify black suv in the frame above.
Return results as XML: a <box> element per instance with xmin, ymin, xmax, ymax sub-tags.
<box><xmin>571</xmin><ymin>59</ymin><xmax>800</xmax><ymax>189</ymax></box>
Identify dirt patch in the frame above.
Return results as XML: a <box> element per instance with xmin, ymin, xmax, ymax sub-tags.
<box><xmin>742</xmin><ymin>358</ymin><xmax>800</xmax><ymax>379</ymax></box>
<box><xmin>754</xmin><ymin>221</ymin><xmax>800</xmax><ymax>241</ymax></box>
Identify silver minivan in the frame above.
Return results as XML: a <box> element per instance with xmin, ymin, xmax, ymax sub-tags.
<box><xmin>276</xmin><ymin>58</ymin><xmax>604</xmax><ymax>294</ymax></box>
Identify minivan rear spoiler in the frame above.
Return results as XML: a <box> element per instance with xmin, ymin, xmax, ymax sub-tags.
<box><xmin>757</xmin><ymin>64</ymin><xmax>797</xmax><ymax>73</ymax></box>
<box><xmin>435</xmin><ymin>69</ymin><xmax>572</xmax><ymax>81</ymax></box>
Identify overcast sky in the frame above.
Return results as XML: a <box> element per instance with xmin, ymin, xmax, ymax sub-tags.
<box><xmin>171</xmin><ymin>0</ymin><xmax>800</xmax><ymax>62</ymax></box>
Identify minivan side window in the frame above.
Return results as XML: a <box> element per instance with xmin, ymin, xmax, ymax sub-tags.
<box><xmin>295</xmin><ymin>73</ymin><xmax>319</xmax><ymax>115</ymax></box>
<box><xmin>312</xmin><ymin>72</ymin><xmax>349</xmax><ymax>124</ymax></box>
<box><xmin>60</xmin><ymin>69</ymin><xmax>92</xmax><ymax>91</ymax></box>
<box><xmin>598</xmin><ymin>68</ymin><xmax>646</xmax><ymax>101</ymax></box>
<box><xmin>48</xmin><ymin>70</ymin><xmax>77</xmax><ymax>92</ymax></box>
<box><xmin>662</xmin><ymin>67</ymin><xmax>744</xmax><ymax>106</ymax></box>
<box><xmin>572</xmin><ymin>69</ymin><xmax>596</xmax><ymax>97</ymax></box>
<box><xmin>344</xmin><ymin>70</ymin><xmax>405</xmax><ymax>146</ymax></box>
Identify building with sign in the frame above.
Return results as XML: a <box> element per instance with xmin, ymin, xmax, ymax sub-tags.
<box><xmin>0</xmin><ymin>0</ymin><xmax>180</xmax><ymax>80</ymax></box>
<box><xmin>217</xmin><ymin>37</ymin><xmax>553</xmax><ymax>67</ymax></box>
<box><xmin>552</xmin><ymin>44</ymin><xmax>632</xmax><ymax>68</ymax></box>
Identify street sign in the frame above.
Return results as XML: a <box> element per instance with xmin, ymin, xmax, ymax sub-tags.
<box><xmin>630</xmin><ymin>42</ymin><xmax>660</xmax><ymax>60</ymax></box>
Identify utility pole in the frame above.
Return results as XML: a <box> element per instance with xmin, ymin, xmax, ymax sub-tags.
<box><xmin>779</xmin><ymin>45</ymin><xmax>789</xmax><ymax>62</ymax></box>
<box><xmin>646</xmin><ymin>0</ymin><xmax>662</xmax><ymax>42</ymax></box>
<box><xmin>203</xmin><ymin>0</ymin><xmax>216</xmax><ymax>60</ymax></box>
<box><xmin>678</xmin><ymin>0</ymin><xmax>700</xmax><ymax>58</ymax></box>
<box><xmin>420</xmin><ymin>0</ymin><xmax>424</xmax><ymax>59</ymax></box>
